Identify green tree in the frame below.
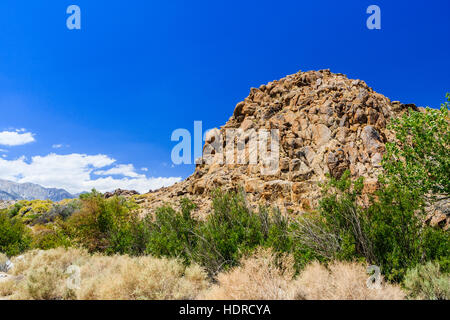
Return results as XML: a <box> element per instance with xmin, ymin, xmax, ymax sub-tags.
<box><xmin>0</xmin><ymin>211</ymin><xmax>31</xmax><ymax>256</ymax></box>
<box><xmin>66</xmin><ymin>191</ymin><xmax>139</xmax><ymax>254</ymax></box>
<box><xmin>383</xmin><ymin>94</ymin><xmax>449</xmax><ymax>200</ymax></box>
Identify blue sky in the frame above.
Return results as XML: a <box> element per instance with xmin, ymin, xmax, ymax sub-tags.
<box><xmin>0</xmin><ymin>0</ymin><xmax>449</xmax><ymax>193</ymax></box>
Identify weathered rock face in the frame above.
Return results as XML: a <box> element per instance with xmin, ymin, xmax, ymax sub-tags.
<box><xmin>140</xmin><ymin>70</ymin><xmax>418</xmax><ymax>218</ymax></box>
<box><xmin>426</xmin><ymin>199</ymin><xmax>450</xmax><ymax>231</ymax></box>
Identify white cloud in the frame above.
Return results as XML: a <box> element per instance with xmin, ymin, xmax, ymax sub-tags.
<box><xmin>0</xmin><ymin>149</ymin><xmax>8</xmax><ymax>153</ymax></box>
<box><xmin>94</xmin><ymin>164</ymin><xmax>142</xmax><ymax>178</ymax></box>
<box><xmin>0</xmin><ymin>153</ymin><xmax>181</xmax><ymax>194</ymax></box>
<box><xmin>0</xmin><ymin>130</ymin><xmax>35</xmax><ymax>146</ymax></box>
<box><xmin>141</xmin><ymin>167</ymin><xmax>148</xmax><ymax>172</ymax></box>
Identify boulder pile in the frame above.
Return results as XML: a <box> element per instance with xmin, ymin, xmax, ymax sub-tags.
<box><xmin>104</xmin><ymin>189</ymin><xmax>140</xmax><ymax>199</ymax></box>
<box><xmin>139</xmin><ymin>70</ymin><xmax>437</xmax><ymax>221</ymax></box>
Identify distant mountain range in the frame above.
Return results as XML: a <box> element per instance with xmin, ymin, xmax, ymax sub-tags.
<box><xmin>0</xmin><ymin>179</ymin><xmax>75</xmax><ymax>201</ymax></box>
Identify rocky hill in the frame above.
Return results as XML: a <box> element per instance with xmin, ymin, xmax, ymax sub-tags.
<box><xmin>0</xmin><ymin>179</ymin><xmax>74</xmax><ymax>202</ymax></box>
<box><xmin>140</xmin><ymin>70</ymin><xmax>421</xmax><ymax>218</ymax></box>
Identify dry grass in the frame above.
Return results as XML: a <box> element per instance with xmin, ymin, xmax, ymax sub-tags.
<box><xmin>0</xmin><ymin>253</ymin><xmax>9</xmax><ymax>272</ymax></box>
<box><xmin>198</xmin><ymin>249</ymin><xmax>296</xmax><ymax>300</ymax></box>
<box><xmin>0</xmin><ymin>278</ymin><xmax>16</xmax><ymax>297</ymax></box>
<box><xmin>2</xmin><ymin>248</ymin><xmax>209</xmax><ymax>300</ymax></box>
<box><xmin>294</xmin><ymin>261</ymin><xmax>405</xmax><ymax>300</ymax></box>
<box><xmin>1</xmin><ymin>248</ymin><xmax>406</xmax><ymax>300</ymax></box>
<box><xmin>199</xmin><ymin>249</ymin><xmax>405</xmax><ymax>300</ymax></box>
<box><xmin>78</xmin><ymin>255</ymin><xmax>208</xmax><ymax>300</ymax></box>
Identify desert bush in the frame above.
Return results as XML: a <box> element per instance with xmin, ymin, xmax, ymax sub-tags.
<box><xmin>297</xmin><ymin>171</ymin><xmax>450</xmax><ymax>282</ymax></box>
<box><xmin>0</xmin><ymin>278</ymin><xmax>16</xmax><ymax>297</ymax></box>
<box><xmin>6</xmin><ymin>202</ymin><xmax>24</xmax><ymax>218</ymax></box>
<box><xmin>6</xmin><ymin>248</ymin><xmax>209</xmax><ymax>300</ymax></box>
<box><xmin>25</xmin><ymin>265</ymin><xmax>73</xmax><ymax>300</ymax></box>
<box><xmin>194</xmin><ymin>193</ymin><xmax>302</xmax><ymax>275</ymax></box>
<box><xmin>198</xmin><ymin>249</ymin><xmax>296</xmax><ymax>300</ymax></box>
<box><xmin>142</xmin><ymin>198</ymin><xmax>197</xmax><ymax>262</ymax></box>
<box><xmin>65</xmin><ymin>191</ymin><xmax>139</xmax><ymax>254</ymax></box>
<box><xmin>31</xmin><ymin>224</ymin><xmax>72</xmax><ymax>250</ymax></box>
<box><xmin>8</xmin><ymin>248</ymin><xmax>87</xmax><ymax>299</ymax></box>
<box><xmin>403</xmin><ymin>261</ymin><xmax>450</xmax><ymax>300</ymax></box>
<box><xmin>293</xmin><ymin>261</ymin><xmax>405</xmax><ymax>300</ymax></box>
<box><xmin>135</xmin><ymin>192</ymin><xmax>296</xmax><ymax>276</ymax></box>
<box><xmin>365</xmin><ymin>184</ymin><xmax>449</xmax><ymax>282</ymax></box>
<box><xmin>7</xmin><ymin>200</ymin><xmax>54</xmax><ymax>224</ymax></box>
<box><xmin>259</xmin><ymin>207</ymin><xmax>293</xmax><ymax>253</ymax></box>
<box><xmin>316</xmin><ymin>172</ymin><xmax>374</xmax><ymax>261</ymax></box>
<box><xmin>0</xmin><ymin>211</ymin><xmax>31</xmax><ymax>256</ymax></box>
<box><xmin>292</xmin><ymin>172</ymin><xmax>372</xmax><ymax>265</ymax></box>
<box><xmin>290</xmin><ymin>213</ymin><xmax>336</xmax><ymax>269</ymax></box>
<box><xmin>32</xmin><ymin>200</ymin><xmax>81</xmax><ymax>225</ymax></box>
<box><xmin>192</xmin><ymin>191</ymin><xmax>266</xmax><ymax>275</ymax></box>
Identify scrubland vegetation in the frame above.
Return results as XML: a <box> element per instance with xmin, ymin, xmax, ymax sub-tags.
<box><xmin>1</xmin><ymin>248</ymin><xmax>209</xmax><ymax>300</ymax></box>
<box><xmin>0</xmin><ymin>96</ymin><xmax>449</xmax><ymax>300</ymax></box>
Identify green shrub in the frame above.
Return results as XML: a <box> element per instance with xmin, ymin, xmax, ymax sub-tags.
<box><xmin>6</xmin><ymin>200</ymin><xmax>54</xmax><ymax>224</ymax></box>
<box><xmin>31</xmin><ymin>223</ymin><xmax>72</xmax><ymax>250</ymax></box>
<box><xmin>0</xmin><ymin>211</ymin><xmax>31</xmax><ymax>256</ymax></box>
<box><xmin>297</xmin><ymin>171</ymin><xmax>450</xmax><ymax>282</ymax></box>
<box><xmin>137</xmin><ymin>191</ymin><xmax>298</xmax><ymax>276</ymax></box>
<box><xmin>294</xmin><ymin>172</ymin><xmax>373</xmax><ymax>264</ymax></box>
<box><xmin>33</xmin><ymin>200</ymin><xmax>81</xmax><ymax>225</ymax></box>
<box><xmin>290</xmin><ymin>212</ymin><xmax>336</xmax><ymax>269</ymax></box>
<box><xmin>65</xmin><ymin>191</ymin><xmax>139</xmax><ymax>254</ymax></box>
<box><xmin>318</xmin><ymin>172</ymin><xmax>373</xmax><ymax>262</ymax></box>
<box><xmin>404</xmin><ymin>262</ymin><xmax>450</xmax><ymax>300</ymax></box>
<box><xmin>366</xmin><ymin>185</ymin><xmax>422</xmax><ymax>281</ymax></box>
<box><xmin>7</xmin><ymin>202</ymin><xmax>25</xmax><ymax>218</ymax></box>
<box><xmin>143</xmin><ymin>198</ymin><xmax>197</xmax><ymax>262</ymax></box>
<box><xmin>191</xmin><ymin>191</ymin><xmax>266</xmax><ymax>275</ymax></box>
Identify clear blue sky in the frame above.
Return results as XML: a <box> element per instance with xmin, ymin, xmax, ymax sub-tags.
<box><xmin>0</xmin><ymin>0</ymin><xmax>448</xmax><ymax>193</ymax></box>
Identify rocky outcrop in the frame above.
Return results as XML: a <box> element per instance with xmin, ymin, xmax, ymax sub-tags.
<box><xmin>139</xmin><ymin>70</ymin><xmax>419</xmax><ymax>218</ymax></box>
<box><xmin>104</xmin><ymin>189</ymin><xmax>140</xmax><ymax>199</ymax></box>
<box><xmin>426</xmin><ymin>199</ymin><xmax>450</xmax><ymax>231</ymax></box>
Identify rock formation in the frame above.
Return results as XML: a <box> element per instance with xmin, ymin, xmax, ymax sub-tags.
<box><xmin>139</xmin><ymin>70</ymin><xmax>439</xmax><ymax>222</ymax></box>
<box><xmin>104</xmin><ymin>189</ymin><xmax>140</xmax><ymax>199</ymax></box>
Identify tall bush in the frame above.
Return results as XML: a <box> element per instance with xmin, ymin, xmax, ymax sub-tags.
<box><xmin>0</xmin><ymin>211</ymin><xmax>31</xmax><ymax>256</ymax></box>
